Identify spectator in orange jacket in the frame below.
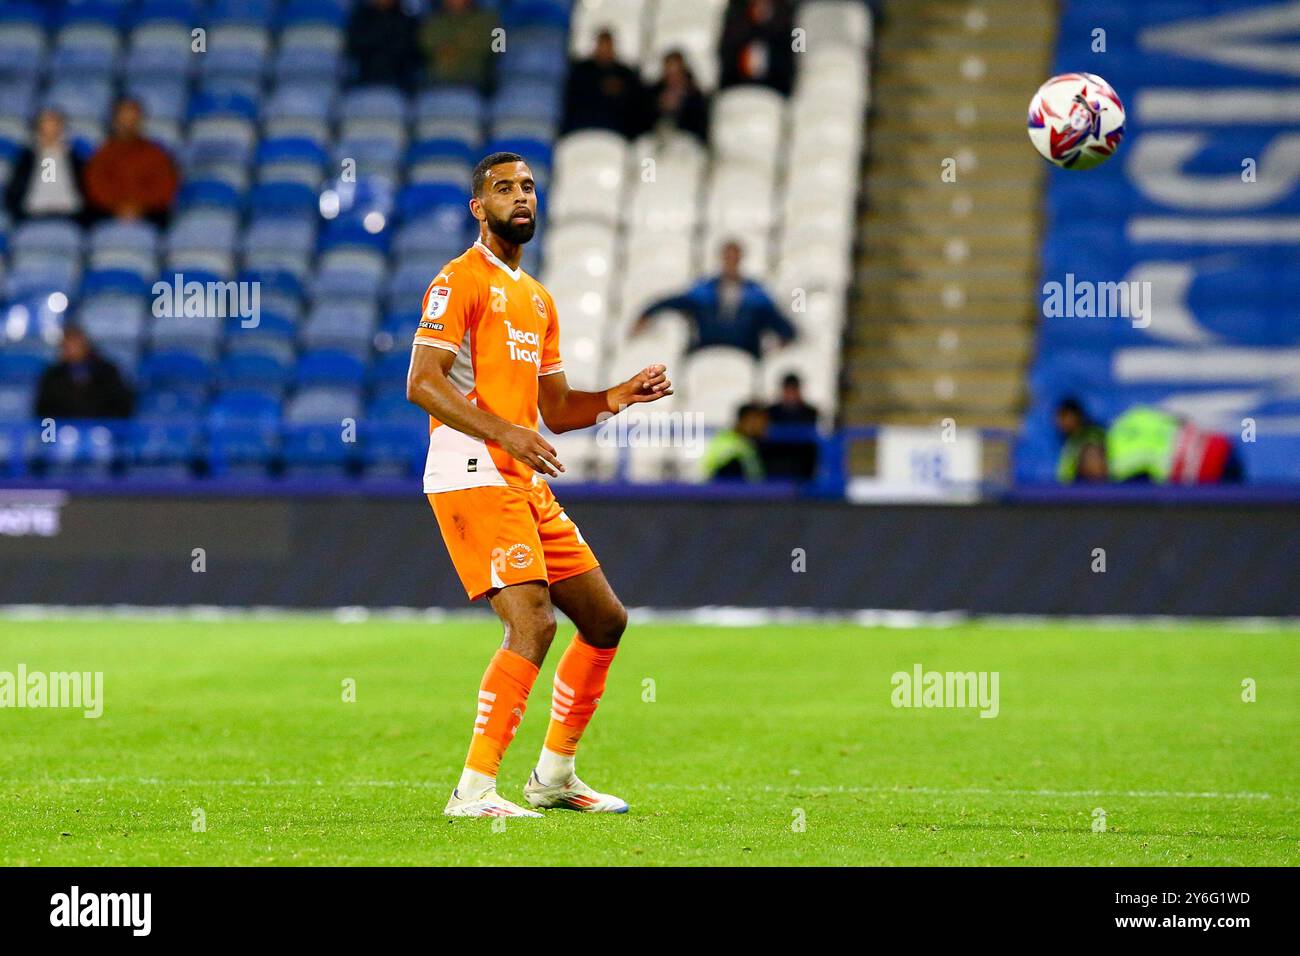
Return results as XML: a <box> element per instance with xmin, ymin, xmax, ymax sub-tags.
<box><xmin>83</xmin><ymin>98</ymin><xmax>179</xmax><ymax>228</ymax></box>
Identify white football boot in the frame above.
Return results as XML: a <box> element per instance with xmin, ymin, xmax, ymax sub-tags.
<box><xmin>523</xmin><ymin>769</ymin><xmax>629</xmax><ymax>813</ymax></box>
<box><xmin>444</xmin><ymin>786</ymin><xmax>542</xmax><ymax>818</ymax></box>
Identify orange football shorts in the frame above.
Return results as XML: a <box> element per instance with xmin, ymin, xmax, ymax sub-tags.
<box><xmin>428</xmin><ymin>479</ymin><xmax>600</xmax><ymax>601</ymax></box>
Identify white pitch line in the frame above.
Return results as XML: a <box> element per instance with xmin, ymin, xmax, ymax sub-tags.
<box><xmin>9</xmin><ymin>777</ymin><xmax>1289</xmax><ymax>801</ymax></box>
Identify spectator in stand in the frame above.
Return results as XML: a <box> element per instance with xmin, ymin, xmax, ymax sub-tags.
<box><xmin>718</xmin><ymin>0</ymin><xmax>795</xmax><ymax>96</ymax></box>
<box><xmin>82</xmin><ymin>98</ymin><xmax>179</xmax><ymax>228</ymax></box>
<box><xmin>347</xmin><ymin>0</ymin><xmax>421</xmax><ymax>91</ymax></box>
<box><xmin>1073</xmin><ymin>440</ymin><xmax>1109</xmax><ymax>484</ymax></box>
<box><xmin>1053</xmin><ymin>396</ymin><xmax>1106</xmax><ymax>482</ymax></box>
<box><xmin>703</xmin><ymin>402</ymin><xmax>768</xmax><ymax>482</ymax></box>
<box><xmin>642</xmin><ymin>50</ymin><xmax>709</xmax><ymax>144</ymax></box>
<box><xmin>34</xmin><ymin>328</ymin><xmax>134</xmax><ymax>421</ymax></box>
<box><xmin>561</xmin><ymin>28</ymin><xmax>644</xmax><ymax>138</ymax></box>
<box><xmin>761</xmin><ymin>372</ymin><xmax>820</xmax><ymax>481</ymax></box>
<box><xmin>633</xmin><ymin>240</ymin><xmax>796</xmax><ymax>359</ymax></box>
<box><xmin>419</xmin><ymin>0</ymin><xmax>500</xmax><ymax>91</ymax></box>
<box><xmin>5</xmin><ymin>109</ymin><xmax>86</xmax><ymax>224</ymax></box>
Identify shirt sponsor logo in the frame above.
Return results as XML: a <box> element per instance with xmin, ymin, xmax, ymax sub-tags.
<box><xmin>503</xmin><ymin>319</ymin><xmax>541</xmax><ymax>367</ymax></box>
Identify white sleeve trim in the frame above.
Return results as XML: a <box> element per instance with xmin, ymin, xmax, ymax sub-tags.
<box><xmin>413</xmin><ymin>338</ymin><xmax>460</xmax><ymax>354</ymax></box>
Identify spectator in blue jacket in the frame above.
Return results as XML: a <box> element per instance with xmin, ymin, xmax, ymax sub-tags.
<box><xmin>633</xmin><ymin>240</ymin><xmax>796</xmax><ymax>358</ymax></box>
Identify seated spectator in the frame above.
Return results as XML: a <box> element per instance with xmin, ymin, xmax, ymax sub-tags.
<box><xmin>634</xmin><ymin>240</ymin><xmax>796</xmax><ymax>359</ymax></box>
<box><xmin>561</xmin><ymin>28</ymin><xmax>645</xmax><ymax>138</ymax></box>
<box><xmin>419</xmin><ymin>0</ymin><xmax>499</xmax><ymax>92</ymax></box>
<box><xmin>1073</xmin><ymin>440</ymin><xmax>1109</xmax><ymax>484</ymax></box>
<box><xmin>347</xmin><ymin>0</ymin><xmax>421</xmax><ymax>91</ymax></box>
<box><xmin>4</xmin><ymin>109</ymin><xmax>86</xmax><ymax>223</ymax></box>
<box><xmin>703</xmin><ymin>402</ymin><xmax>767</xmax><ymax>482</ymax></box>
<box><xmin>762</xmin><ymin>372</ymin><xmax>819</xmax><ymax>481</ymax></box>
<box><xmin>34</xmin><ymin>328</ymin><xmax>134</xmax><ymax>421</ymax></box>
<box><xmin>83</xmin><ymin>98</ymin><xmax>179</xmax><ymax>228</ymax></box>
<box><xmin>719</xmin><ymin>0</ymin><xmax>795</xmax><ymax>95</ymax></box>
<box><xmin>642</xmin><ymin>50</ymin><xmax>709</xmax><ymax>144</ymax></box>
<box><xmin>1053</xmin><ymin>396</ymin><xmax>1106</xmax><ymax>482</ymax></box>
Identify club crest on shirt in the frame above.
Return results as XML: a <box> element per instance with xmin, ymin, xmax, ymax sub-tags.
<box><xmin>424</xmin><ymin>285</ymin><xmax>451</xmax><ymax>320</ymax></box>
<box><xmin>505</xmin><ymin>543</ymin><xmax>535</xmax><ymax>569</ymax></box>
<box><xmin>531</xmin><ymin>293</ymin><xmax>547</xmax><ymax>318</ymax></box>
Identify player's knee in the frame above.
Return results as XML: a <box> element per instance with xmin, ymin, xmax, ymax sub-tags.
<box><xmin>584</xmin><ymin>601</ymin><xmax>627</xmax><ymax>648</ymax></box>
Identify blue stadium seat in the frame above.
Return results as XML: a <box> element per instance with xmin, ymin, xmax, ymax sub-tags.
<box><xmin>370</xmin><ymin>350</ymin><xmax>416</xmax><ymax>396</ymax></box>
<box><xmin>31</xmin><ymin>420</ymin><xmax>122</xmax><ymax>479</ymax></box>
<box><xmin>0</xmin><ymin>383</ymin><xmax>35</xmax><ymax>423</ymax></box>
<box><xmin>278</xmin><ymin>0</ymin><xmax>349</xmax><ymax>28</ymax></box>
<box><xmin>285</xmin><ymin>386</ymin><xmax>362</xmax><ymax>424</ymax></box>
<box><xmin>218</xmin><ymin>352</ymin><xmax>292</xmax><ymax>395</ymax></box>
<box><xmin>0</xmin><ymin>351</ymin><xmax>51</xmax><ymax>386</ymax></box>
<box><xmin>136</xmin><ymin>386</ymin><xmax>208</xmax><ymax>420</ymax></box>
<box><xmin>45</xmin><ymin>79</ymin><xmax>114</xmax><ymax>123</ymax></box>
<box><xmin>0</xmin><ymin>16</ymin><xmax>47</xmax><ymax>83</ymax></box>
<box><xmin>339</xmin><ymin>87</ymin><xmax>408</xmax><ymax>124</ymax></box>
<box><xmin>140</xmin><ymin>349</ymin><xmax>215</xmax><ymax>390</ymax></box>
<box><xmin>300</xmin><ymin>300</ymin><xmax>378</xmax><ymax>357</ymax></box>
<box><xmin>124</xmin><ymin>23</ymin><xmax>194</xmax><ymax>80</ymax></box>
<box><xmin>360</xmin><ymin>420</ymin><xmax>426</xmax><ymax>478</ymax></box>
<box><xmin>123</xmin><ymin>420</ymin><xmax>199</xmax><ymax>480</ymax></box>
<box><xmin>206</xmin><ymin>419</ymin><xmax>279</xmax><ymax>477</ymax></box>
<box><xmin>249</xmin><ymin>182</ymin><xmax>320</xmax><ymax>220</ymax></box>
<box><xmin>50</xmin><ymin>22</ymin><xmax>120</xmax><ymax>77</ymax></box>
<box><xmin>386</xmin><ymin>259</ymin><xmax>437</xmax><ymax>312</ymax></box>
<box><xmin>12</xmin><ymin>218</ymin><xmax>82</xmax><ymax>257</ymax></box>
<box><xmin>295</xmin><ymin>349</ymin><xmax>366</xmax><ymax>390</ymax></box>
<box><xmin>78</xmin><ymin>294</ymin><xmax>148</xmax><ymax>345</ymax></box>
<box><xmin>281</xmin><ymin>422</ymin><xmax>355</xmax><ymax>475</ymax></box>
<box><xmin>223</xmin><ymin>313</ymin><xmax>298</xmax><ymax>365</ymax></box>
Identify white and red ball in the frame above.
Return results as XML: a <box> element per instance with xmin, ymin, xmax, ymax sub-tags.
<box><xmin>1027</xmin><ymin>72</ymin><xmax>1126</xmax><ymax>170</ymax></box>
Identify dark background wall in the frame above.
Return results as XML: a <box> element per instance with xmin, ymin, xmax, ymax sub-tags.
<box><xmin>2</xmin><ymin>492</ymin><xmax>1297</xmax><ymax>616</ymax></box>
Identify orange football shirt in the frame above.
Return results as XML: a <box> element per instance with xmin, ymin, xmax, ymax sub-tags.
<box><xmin>412</xmin><ymin>240</ymin><xmax>564</xmax><ymax>493</ymax></box>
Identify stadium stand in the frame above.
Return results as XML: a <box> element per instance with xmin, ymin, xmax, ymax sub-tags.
<box><xmin>0</xmin><ymin>0</ymin><xmax>870</xmax><ymax>484</ymax></box>
<box><xmin>1018</xmin><ymin>0</ymin><xmax>1300</xmax><ymax>484</ymax></box>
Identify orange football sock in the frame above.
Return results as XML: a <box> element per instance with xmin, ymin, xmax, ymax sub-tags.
<box><xmin>464</xmin><ymin>648</ymin><xmax>540</xmax><ymax>778</ymax></box>
<box><xmin>543</xmin><ymin>634</ymin><xmax>618</xmax><ymax>757</ymax></box>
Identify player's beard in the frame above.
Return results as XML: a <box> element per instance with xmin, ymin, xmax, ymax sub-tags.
<box><xmin>487</xmin><ymin>207</ymin><xmax>536</xmax><ymax>245</ymax></box>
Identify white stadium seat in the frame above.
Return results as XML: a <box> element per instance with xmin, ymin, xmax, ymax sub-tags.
<box><xmin>681</xmin><ymin>346</ymin><xmax>759</xmax><ymax>427</ymax></box>
<box><xmin>642</xmin><ymin>0</ymin><xmax>728</xmax><ymax>90</ymax></box>
<box><xmin>797</xmin><ymin>0</ymin><xmax>873</xmax><ymax>53</ymax></box>
<box><xmin>709</xmin><ymin>86</ymin><xmax>786</xmax><ymax>173</ymax></box>
<box><xmin>569</xmin><ymin>0</ymin><xmax>648</xmax><ymax>63</ymax></box>
<box><xmin>541</xmin><ymin>220</ymin><xmax>619</xmax><ymax>288</ymax></box>
<box><xmin>550</xmin><ymin>130</ymin><xmax>630</xmax><ymax>226</ymax></box>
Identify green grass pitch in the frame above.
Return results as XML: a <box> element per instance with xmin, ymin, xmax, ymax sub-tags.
<box><xmin>2</xmin><ymin>615</ymin><xmax>1297</xmax><ymax>866</ymax></box>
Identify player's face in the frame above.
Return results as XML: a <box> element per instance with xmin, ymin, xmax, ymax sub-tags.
<box><xmin>477</xmin><ymin>162</ymin><xmax>537</xmax><ymax>245</ymax></box>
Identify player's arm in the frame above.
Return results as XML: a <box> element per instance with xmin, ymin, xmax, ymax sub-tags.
<box><xmin>537</xmin><ymin>365</ymin><xmax>673</xmax><ymax>434</ymax></box>
<box><xmin>406</xmin><ymin>344</ymin><xmax>564</xmax><ymax>476</ymax></box>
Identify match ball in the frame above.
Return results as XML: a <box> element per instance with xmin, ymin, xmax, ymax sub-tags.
<box><xmin>1027</xmin><ymin>72</ymin><xmax>1126</xmax><ymax>170</ymax></box>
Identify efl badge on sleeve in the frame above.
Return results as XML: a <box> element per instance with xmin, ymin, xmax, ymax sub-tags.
<box><xmin>425</xmin><ymin>286</ymin><xmax>451</xmax><ymax>320</ymax></box>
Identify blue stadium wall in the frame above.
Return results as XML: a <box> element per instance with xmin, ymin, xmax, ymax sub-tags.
<box><xmin>2</xmin><ymin>493</ymin><xmax>1298</xmax><ymax>616</ymax></box>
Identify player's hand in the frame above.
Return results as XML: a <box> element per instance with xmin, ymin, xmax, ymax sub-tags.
<box><xmin>496</xmin><ymin>424</ymin><xmax>564</xmax><ymax>476</ymax></box>
<box><xmin>607</xmin><ymin>364</ymin><xmax>673</xmax><ymax>412</ymax></box>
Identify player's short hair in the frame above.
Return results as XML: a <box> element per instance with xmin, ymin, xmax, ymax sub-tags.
<box><xmin>780</xmin><ymin>373</ymin><xmax>802</xmax><ymax>390</ymax></box>
<box><xmin>472</xmin><ymin>151</ymin><xmax>527</xmax><ymax>197</ymax></box>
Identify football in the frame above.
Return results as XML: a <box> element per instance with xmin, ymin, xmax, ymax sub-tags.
<box><xmin>1027</xmin><ymin>72</ymin><xmax>1126</xmax><ymax>170</ymax></box>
